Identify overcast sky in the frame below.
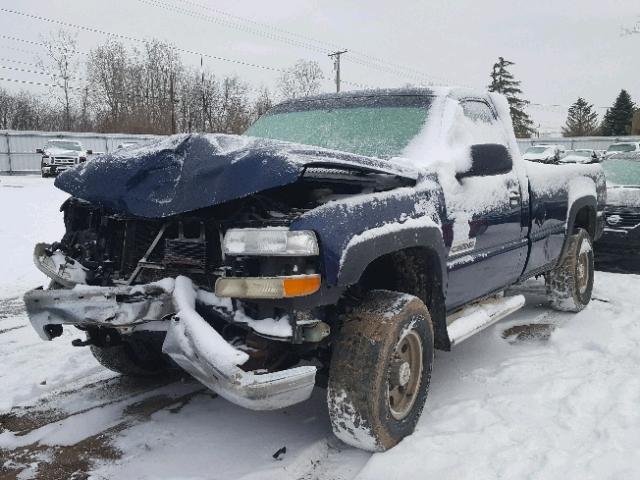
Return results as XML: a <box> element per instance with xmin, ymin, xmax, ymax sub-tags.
<box><xmin>1</xmin><ymin>0</ymin><xmax>638</xmax><ymax>133</ymax></box>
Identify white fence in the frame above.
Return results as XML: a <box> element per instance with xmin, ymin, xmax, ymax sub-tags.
<box><xmin>516</xmin><ymin>136</ymin><xmax>640</xmax><ymax>153</ymax></box>
<box><xmin>0</xmin><ymin>130</ymin><xmax>160</xmax><ymax>173</ymax></box>
<box><xmin>2</xmin><ymin>130</ymin><xmax>640</xmax><ymax>174</ymax></box>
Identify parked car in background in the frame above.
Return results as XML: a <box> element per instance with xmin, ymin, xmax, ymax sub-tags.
<box><xmin>597</xmin><ymin>152</ymin><xmax>640</xmax><ymax>255</ymax></box>
<box><xmin>522</xmin><ymin>144</ymin><xmax>565</xmax><ymax>163</ymax></box>
<box><xmin>604</xmin><ymin>142</ymin><xmax>640</xmax><ymax>159</ymax></box>
<box><xmin>560</xmin><ymin>149</ymin><xmax>600</xmax><ymax>164</ymax></box>
<box><xmin>37</xmin><ymin>140</ymin><xmax>93</xmax><ymax>177</ymax></box>
<box><xmin>116</xmin><ymin>142</ymin><xmax>139</xmax><ymax>149</ymax></box>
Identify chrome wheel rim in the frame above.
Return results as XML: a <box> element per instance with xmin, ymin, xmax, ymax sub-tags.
<box><xmin>577</xmin><ymin>245</ymin><xmax>591</xmax><ymax>295</ymax></box>
<box><xmin>387</xmin><ymin>329</ymin><xmax>423</xmax><ymax>420</ymax></box>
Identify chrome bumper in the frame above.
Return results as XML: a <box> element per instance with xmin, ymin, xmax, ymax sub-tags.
<box><xmin>23</xmin><ymin>281</ymin><xmax>316</xmax><ymax>410</ymax></box>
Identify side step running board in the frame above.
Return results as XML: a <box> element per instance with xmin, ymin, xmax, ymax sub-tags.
<box><xmin>447</xmin><ymin>294</ymin><xmax>525</xmax><ymax>346</ymax></box>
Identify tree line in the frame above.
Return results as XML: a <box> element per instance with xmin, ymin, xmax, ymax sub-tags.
<box><xmin>0</xmin><ymin>31</ymin><xmax>637</xmax><ymax>139</ymax></box>
<box><xmin>488</xmin><ymin>56</ymin><xmax>639</xmax><ymax>138</ymax></box>
<box><xmin>0</xmin><ymin>31</ymin><xmax>323</xmax><ymax>135</ymax></box>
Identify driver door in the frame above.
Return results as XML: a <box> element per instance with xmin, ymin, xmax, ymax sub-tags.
<box><xmin>444</xmin><ymin>99</ymin><xmax>528</xmax><ymax>310</ymax></box>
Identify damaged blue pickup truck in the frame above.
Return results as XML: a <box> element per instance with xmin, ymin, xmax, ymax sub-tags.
<box><xmin>24</xmin><ymin>87</ymin><xmax>605</xmax><ymax>451</ymax></box>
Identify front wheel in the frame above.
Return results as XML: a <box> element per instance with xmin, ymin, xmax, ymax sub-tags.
<box><xmin>545</xmin><ymin>228</ymin><xmax>594</xmax><ymax>312</ymax></box>
<box><xmin>89</xmin><ymin>332</ymin><xmax>170</xmax><ymax>377</ymax></box>
<box><xmin>327</xmin><ymin>290</ymin><xmax>434</xmax><ymax>451</ymax></box>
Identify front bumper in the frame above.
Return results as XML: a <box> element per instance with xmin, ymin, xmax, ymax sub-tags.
<box><xmin>596</xmin><ymin>226</ymin><xmax>640</xmax><ymax>252</ymax></box>
<box><xmin>42</xmin><ymin>165</ymin><xmax>71</xmax><ymax>175</ymax></box>
<box><xmin>23</xmin><ymin>281</ymin><xmax>316</xmax><ymax>410</ymax></box>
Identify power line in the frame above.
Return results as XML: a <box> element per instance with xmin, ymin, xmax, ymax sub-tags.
<box><xmin>163</xmin><ymin>0</ymin><xmax>447</xmax><ymax>84</ymax></box>
<box><xmin>0</xmin><ymin>7</ymin><xmax>286</xmax><ymax>74</ymax></box>
<box><xmin>0</xmin><ymin>75</ymin><xmax>83</xmax><ymax>91</ymax></box>
<box><xmin>139</xmin><ymin>0</ymin><xmax>329</xmax><ymax>55</ymax></box>
<box><xmin>0</xmin><ymin>43</ymin><xmax>41</xmax><ymax>57</ymax></box>
<box><xmin>138</xmin><ymin>0</ymin><xmax>449</xmax><ymax>86</ymax></box>
<box><xmin>0</xmin><ymin>62</ymin><xmax>87</xmax><ymax>83</ymax></box>
<box><xmin>0</xmin><ymin>33</ymin><xmax>88</xmax><ymax>55</ymax></box>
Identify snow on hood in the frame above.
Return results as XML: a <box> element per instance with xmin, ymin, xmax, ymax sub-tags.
<box><xmin>606</xmin><ymin>186</ymin><xmax>640</xmax><ymax>207</ymax></box>
<box><xmin>54</xmin><ymin>133</ymin><xmax>418</xmax><ymax>218</ymax></box>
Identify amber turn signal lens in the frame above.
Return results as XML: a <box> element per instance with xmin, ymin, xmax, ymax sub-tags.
<box><xmin>283</xmin><ymin>275</ymin><xmax>321</xmax><ymax>298</ymax></box>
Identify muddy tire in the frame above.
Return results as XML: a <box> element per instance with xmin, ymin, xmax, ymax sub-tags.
<box><xmin>89</xmin><ymin>333</ymin><xmax>169</xmax><ymax>377</ymax></box>
<box><xmin>545</xmin><ymin>228</ymin><xmax>594</xmax><ymax>312</ymax></box>
<box><xmin>327</xmin><ymin>290</ymin><xmax>434</xmax><ymax>451</ymax></box>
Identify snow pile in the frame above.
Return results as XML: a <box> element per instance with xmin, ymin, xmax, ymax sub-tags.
<box><xmin>0</xmin><ymin>176</ymin><xmax>68</xmax><ymax>298</ymax></box>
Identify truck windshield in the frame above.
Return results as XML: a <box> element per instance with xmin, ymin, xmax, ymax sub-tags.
<box><xmin>245</xmin><ymin>95</ymin><xmax>432</xmax><ymax>159</ymax></box>
<box><xmin>607</xmin><ymin>144</ymin><xmax>636</xmax><ymax>153</ymax></box>
<box><xmin>525</xmin><ymin>147</ymin><xmax>549</xmax><ymax>154</ymax></box>
<box><xmin>46</xmin><ymin>141</ymin><xmax>82</xmax><ymax>151</ymax></box>
<box><xmin>602</xmin><ymin>158</ymin><xmax>640</xmax><ymax>186</ymax></box>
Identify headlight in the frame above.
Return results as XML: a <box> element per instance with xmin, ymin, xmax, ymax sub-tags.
<box><xmin>222</xmin><ymin>228</ymin><xmax>319</xmax><ymax>256</ymax></box>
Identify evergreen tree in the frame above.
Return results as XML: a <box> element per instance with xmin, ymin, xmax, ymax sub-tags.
<box><xmin>600</xmin><ymin>90</ymin><xmax>636</xmax><ymax>136</ymax></box>
<box><xmin>488</xmin><ymin>57</ymin><xmax>534</xmax><ymax>138</ymax></box>
<box><xmin>562</xmin><ymin>97</ymin><xmax>599</xmax><ymax>137</ymax></box>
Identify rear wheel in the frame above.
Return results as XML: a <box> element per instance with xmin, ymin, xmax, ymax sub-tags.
<box><xmin>327</xmin><ymin>290</ymin><xmax>434</xmax><ymax>451</ymax></box>
<box><xmin>89</xmin><ymin>332</ymin><xmax>170</xmax><ymax>377</ymax></box>
<box><xmin>545</xmin><ymin>228</ymin><xmax>594</xmax><ymax>312</ymax></box>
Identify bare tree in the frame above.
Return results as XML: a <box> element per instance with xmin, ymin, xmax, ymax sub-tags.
<box><xmin>252</xmin><ymin>86</ymin><xmax>273</xmax><ymax>121</ymax></box>
<box><xmin>39</xmin><ymin>29</ymin><xmax>81</xmax><ymax>130</ymax></box>
<box><xmin>6</xmin><ymin>37</ymin><xmax>259</xmax><ymax>135</ymax></box>
<box><xmin>87</xmin><ymin>40</ymin><xmax>130</xmax><ymax>131</ymax></box>
<box><xmin>278</xmin><ymin>60</ymin><xmax>324</xmax><ymax>100</ymax></box>
<box><xmin>0</xmin><ymin>88</ymin><xmax>14</xmax><ymax>129</ymax></box>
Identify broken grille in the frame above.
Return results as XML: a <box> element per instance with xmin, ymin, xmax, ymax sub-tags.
<box><xmin>605</xmin><ymin>207</ymin><xmax>640</xmax><ymax>229</ymax></box>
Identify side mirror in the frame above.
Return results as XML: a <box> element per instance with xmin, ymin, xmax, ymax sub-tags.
<box><xmin>86</xmin><ymin>149</ymin><xmax>93</xmax><ymax>155</ymax></box>
<box><xmin>36</xmin><ymin>148</ymin><xmax>44</xmax><ymax>154</ymax></box>
<box><xmin>457</xmin><ymin>144</ymin><xmax>513</xmax><ymax>179</ymax></box>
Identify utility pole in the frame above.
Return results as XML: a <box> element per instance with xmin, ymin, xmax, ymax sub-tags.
<box><xmin>328</xmin><ymin>50</ymin><xmax>348</xmax><ymax>93</ymax></box>
<box><xmin>201</xmin><ymin>55</ymin><xmax>206</xmax><ymax>132</ymax></box>
<box><xmin>169</xmin><ymin>72</ymin><xmax>176</xmax><ymax>134</ymax></box>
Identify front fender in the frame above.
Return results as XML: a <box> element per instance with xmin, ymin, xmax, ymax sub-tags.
<box><xmin>560</xmin><ymin>194</ymin><xmax>597</xmax><ymax>261</ymax></box>
<box><xmin>336</xmin><ymin>222</ymin><xmax>446</xmax><ymax>287</ymax></box>
<box><xmin>290</xmin><ymin>181</ymin><xmax>446</xmax><ymax>288</ymax></box>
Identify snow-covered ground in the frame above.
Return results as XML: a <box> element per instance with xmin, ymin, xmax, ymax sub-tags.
<box><xmin>1</xmin><ymin>176</ymin><xmax>640</xmax><ymax>479</ymax></box>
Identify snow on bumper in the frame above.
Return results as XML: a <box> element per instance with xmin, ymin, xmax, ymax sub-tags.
<box><xmin>23</xmin><ymin>276</ymin><xmax>316</xmax><ymax>410</ymax></box>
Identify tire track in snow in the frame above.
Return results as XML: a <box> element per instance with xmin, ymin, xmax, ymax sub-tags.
<box><xmin>1</xmin><ymin>380</ymin><xmax>208</xmax><ymax>479</ymax></box>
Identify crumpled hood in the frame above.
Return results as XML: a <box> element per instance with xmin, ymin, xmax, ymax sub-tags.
<box><xmin>55</xmin><ymin>133</ymin><xmax>417</xmax><ymax>218</ymax></box>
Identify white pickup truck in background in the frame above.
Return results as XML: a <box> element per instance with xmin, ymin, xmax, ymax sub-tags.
<box><xmin>37</xmin><ymin>139</ymin><xmax>93</xmax><ymax>177</ymax></box>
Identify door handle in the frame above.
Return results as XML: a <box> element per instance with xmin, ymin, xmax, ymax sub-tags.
<box><xmin>509</xmin><ymin>191</ymin><xmax>521</xmax><ymax>207</ymax></box>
